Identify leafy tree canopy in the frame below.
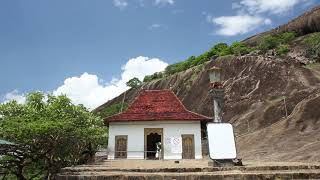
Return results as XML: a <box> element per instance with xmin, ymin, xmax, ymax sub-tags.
<box><xmin>0</xmin><ymin>92</ymin><xmax>106</xmax><ymax>180</ymax></box>
<box><xmin>126</xmin><ymin>77</ymin><xmax>142</xmax><ymax>89</ymax></box>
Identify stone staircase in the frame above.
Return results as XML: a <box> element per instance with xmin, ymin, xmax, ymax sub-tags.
<box><xmin>56</xmin><ymin>160</ymin><xmax>320</xmax><ymax>180</ymax></box>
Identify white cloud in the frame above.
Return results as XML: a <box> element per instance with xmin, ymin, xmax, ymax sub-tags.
<box><xmin>149</xmin><ymin>24</ymin><xmax>161</xmax><ymax>29</ymax></box>
<box><xmin>148</xmin><ymin>23</ymin><xmax>167</xmax><ymax>30</ymax></box>
<box><xmin>208</xmin><ymin>0</ymin><xmax>309</xmax><ymax>36</ymax></box>
<box><xmin>239</xmin><ymin>0</ymin><xmax>305</xmax><ymax>15</ymax></box>
<box><xmin>2</xmin><ymin>90</ymin><xmax>26</xmax><ymax>104</ymax></box>
<box><xmin>53</xmin><ymin>56</ymin><xmax>168</xmax><ymax>109</ymax></box>
<box><xmin>209</xmin><ymin>15</ymin><xmax>271</xmax><ymax>36</ymax></box>
<box><xmin>264</xmin><ymin>18</ymin><xmax>272</xmax><ymax>25</ymax></box>
<box><xmin>113</xmin><ymin>0</ymin><xmax>128</xmax><ymax>10</ymax></box>
<box><xmin>154</xmin><ymin>0</ymin><xmax>174</xmax><ymax>6</ymax></box>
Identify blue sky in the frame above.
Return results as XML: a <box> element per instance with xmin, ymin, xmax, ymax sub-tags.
<box><xmin>0</xmin><ymin>0</ymin><xmax>318</xmax><ymax>109</ymax></box>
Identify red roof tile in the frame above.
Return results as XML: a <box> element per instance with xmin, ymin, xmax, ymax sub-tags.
<box><xmin>104</xmin><ymin>90</ymin><xmax>211</xmax><ymax>123</ymax></box>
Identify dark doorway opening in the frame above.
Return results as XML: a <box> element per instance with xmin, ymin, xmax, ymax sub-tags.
<box><xmin>146</xmin><ymin>133</ymin><xmax>161</xmax><ymax>159</ymax></box>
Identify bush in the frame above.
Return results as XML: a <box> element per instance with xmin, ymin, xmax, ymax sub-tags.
<box><xmin>143</xmin><ymin>72</ymin><xmax>165</xmax><ymax>82</ymax></box>
<box><xmin>276</xmin><ymin>44</ymin><xmax>290</xmax><ymax>56</ymax></box>
<box><xmin>303</xmin><ymin>32</ymin><xmax>320</xmax><ymax>62</ymax></box>
<box><xmin>209</xmin><ymin>43</ymin><xmax>231</xmax><ymax>56</ymax></box>
<box><xmin>259</xmin><ymin>35</ymin><xmax>279</xmax><ymax>50</ymax></box>
<box><xmin>279</xmin><ymin>32</ymin><xmax>296</xmax><ymax>44</ymax></box>
<box><xmin>229</xmin><ymin>41</ymin><xmax>253</xmax><ymax>55</ymax></box>
<box><xmin>259</xmin><ymin>32</ymin><xmax>296</xmax><ymax>51</ymax></box>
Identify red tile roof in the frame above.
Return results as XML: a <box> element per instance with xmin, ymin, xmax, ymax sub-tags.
<box><xmin>105</xmin><ymin>90</ymin><xmax>211</xmax><ymax>123</ymax></box>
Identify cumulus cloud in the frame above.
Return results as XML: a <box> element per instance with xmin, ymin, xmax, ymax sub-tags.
<box><xmin>208</xmin><ymin>0</ymin><xmax>311</xmax><ymax>36</ymax></box>
<box><xmin>2</xmin><ymin>90</ymin><xmax>26</xmax><ymax>104</ymax></box>
<box><xmin>53</xmin><ymin>56</ymin><xmax>168</xmax><ymax>109</ymax></box>
<box><xmin>113</xmin><ymin>0</ymin><xmax>128</xmax><ymax>10</ymax></box>
<box><xmin>154</xmin><ymin>0</ymin><xmax>174</xmax><ymax>6</ymax></box>
<box><xmin>238</xmin><ymin>0</ymin><xmax>306</xmax><ymax>15</ymax></box>
<box><xmin>209</xmin><ymin>15</ymin><xmax>271</xmax><ymax>36</ymax></box>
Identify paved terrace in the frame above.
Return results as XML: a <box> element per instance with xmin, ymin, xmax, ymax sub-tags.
<box><xmin>57</xmin><ymin>159</ymin><xmax>320</xmax><ymax>179</ymax></box>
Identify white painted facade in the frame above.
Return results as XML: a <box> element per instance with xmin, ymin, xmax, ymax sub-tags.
<box><xmin>107</xmin><ymin>120</ymin><xmax>202</xmax><ymax>160</ymax></box>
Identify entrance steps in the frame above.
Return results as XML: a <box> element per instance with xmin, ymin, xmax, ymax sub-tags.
<box><xmin>56</xmin><ymin>160</ymin><xmax>320</xmax><ymax>180</ymax></box>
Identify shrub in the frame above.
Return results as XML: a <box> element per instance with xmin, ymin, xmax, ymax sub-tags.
<box><xmin>279</xmin><ymin>32</ymin><xmax>296</xmax><ymax>44</ymax></box>
<box><xmin>209</xmin><ymin>43</ymin><xmax>231</xmax><ymax>56</ymax></box>
<box><xmin>143</xmin><ymin>72</ymin><xmax>164</xmax><ymax>82</ymax></box>
<box><xmin>259</xmin><ymin>35</ymin><xmax>279</xmax><ymax>50</ymax></box>
<box><xmin>276</xmin><ymin>44</ymin><xmax>290</xmax><ymax>56</ymax></box>
<box><xmin>259</xmin><ymin>32</ymin><xmax>296</xmax><ymax>51</ymax></box>
<box><xmin>229</xmin><ymin>41</ymin><xmax>253</xmax><ymax>55</ymax></box>
<box><xmin>303</xmin><ymin>32</ymin><xmax>320</xmax><ymax>62</ymax></box>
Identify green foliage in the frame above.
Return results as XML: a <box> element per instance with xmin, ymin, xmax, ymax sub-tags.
<box><xmin>143</xmin><ymin>72</ymin><xmax>165</xmax><ymax>82</ymax></box>
<box><xmin>259</xmin><ymin>32</ymin><xmax>296</xmax><ymax>51</ymax></box>
<box><xmin>126</xmin><ymin>77</ymin><xmax>142</xmax><ymax>88</ymax></box>
<box><xmin>0</xmin><ymin>92</ymin><xmax>106</xmax><ymax>180</ymax></box>
<box><xmin>209</xmin><ymin>43</ymin><xmax>230</xmax><ymax>56</ymax></box>
<box><xmin>303</xmin><ymin>32</ymin><xmax>320</xmax><ymax>62</ymax></box>
<box><xmin>229</xmin><ymin>41</ymin><xmax>253</xmax><ymax>55</ymax></box>
<box><xmin>259</xmin><ymin>35</ymin><xmax>279</xmax><ymax>50</ymax></box>
<box><xmin>276</xmin><ymin>44</ymin><xmax>290</xmax><ymax>56</ymax></box>
<box><xmin>279</xmin><ymin>32</ymin><xmax>296</xmax><ymax>43</ymax></box>
<box><xmin>97</xmin><ymin>102</ymin><xmax>128</xmax><ymax>118</ymax></box>
<box><xmin>143</xmin><ymin>42</ymin><xmax>256</xmax><ymax>82</ymax></box>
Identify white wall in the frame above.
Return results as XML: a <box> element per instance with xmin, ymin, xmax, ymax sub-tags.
<box><xmin>108</xmin><ymin>121</ymin><xmax>202</xmax><ymax>160</ymax></box>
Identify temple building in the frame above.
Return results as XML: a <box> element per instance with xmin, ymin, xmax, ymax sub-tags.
<box><xmin>104</xmin><ymin>90</ymin><xmax>211</xmax><ymax>160</ymax></box>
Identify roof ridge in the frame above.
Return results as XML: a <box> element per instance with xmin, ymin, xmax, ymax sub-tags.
<box><xmin>104</xmin><ymin>89</ymin><xmax>212</xmax><ymax>123</ymax></box>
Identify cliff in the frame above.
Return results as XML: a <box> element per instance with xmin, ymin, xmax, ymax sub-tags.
<box><xmin>94</xmin><ymin>6</ymin><xmax>320</xmax><ymax>162</ymax></box>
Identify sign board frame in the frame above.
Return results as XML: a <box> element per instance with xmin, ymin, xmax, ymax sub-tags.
<box><xmin>207</xmin><ymin>123</ymin><xmax>237</xmax><ymax>160</ymax></box>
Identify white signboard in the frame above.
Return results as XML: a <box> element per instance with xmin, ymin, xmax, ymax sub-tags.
<box><xmin>165</xmin><ymin>137</ymin><xmax>182</xmax><ymax>153</ymax></box>
<box><xmin>207</xmin><ymin>123</ymin><xmax>237</xmax><ymax>159</ymax></box>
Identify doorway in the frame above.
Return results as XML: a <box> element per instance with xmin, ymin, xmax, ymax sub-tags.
<box><xmin>115</xmin><ymin>135</ymin><xmax>127</xmax><ymax>159</ymax></box>
<box><xmin>182</xmin><ymin>134</ymin><xmax>195</xmax><ymax>159</ymax></box>
<box><xmin>144</xmin><ymin>128</ymin><xmax>163</xmax><ymax>159</ymax></box>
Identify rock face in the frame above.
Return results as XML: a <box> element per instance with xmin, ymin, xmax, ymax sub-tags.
<box><xmin>94</xmin><ymin>6</ymin><xmax>320</xmax><ymax>162</ymax></box>
<box><xmin>243</xmin><ymin>5</ymin><xmax>320</xmax><ymax>46</ymax></box>
<box><xmin>96</xmin><ymin>54</ymin><xmax>320</xmax><ymax>162</ymax></box>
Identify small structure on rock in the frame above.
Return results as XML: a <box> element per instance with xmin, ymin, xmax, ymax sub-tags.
<box><xmin>104</xmin><ymin>90</ymin><xmax>211</xmax><ymax>160</ymax></box>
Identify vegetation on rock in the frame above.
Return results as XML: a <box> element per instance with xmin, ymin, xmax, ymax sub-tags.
<box><xmin>143</xmin><ymin>32</ymin><xmax>298</xmax><ymax>82</ymax></box>
<box><xmin>96</xmin><ymin>102</ymin><xmax>128</xmax><ymax>118</ymax></box>
<box><xmin>259</xmin><ymin>32</ymin><xmax>296</xmax><ymax>53</ymax></box>
<box><xmin>144</xmin><ymin>42</ymin><xmax>253</xmax><ymax>82</ymax></box>
<box><xmin>303</xmin><ymin>32</ymin><xmax>320</xmax><ymax>62</ymax></box>
<box><xmin>126</xmin><ymin>77</ymin><xmax>142</xmax><ymax>89</ymax></box>
<box><xmin>0</xmin><ymin>92</ymin><xmax>106</xmax><ymax>180</ymax></box>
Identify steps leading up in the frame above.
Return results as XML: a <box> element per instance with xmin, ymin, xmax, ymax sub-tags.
<box><xmin>56</xmin><ymin>160</ymin><xmax>320</xmax><ymax>180</ymax></box>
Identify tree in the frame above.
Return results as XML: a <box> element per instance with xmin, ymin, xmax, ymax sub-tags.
<box><xmin>0</xmin><ymin>92</ymin><xmax>106</xmax><ymax>180</ymax></box>
<box><xmin>209</xmin><ymin>43</ymin><xmax>231</xmax><ymax>56</ymax></box>
<box><xmin>126</xmin><ymin>77</ymin><xmax>142</xmax><ymax>88</ymax></box>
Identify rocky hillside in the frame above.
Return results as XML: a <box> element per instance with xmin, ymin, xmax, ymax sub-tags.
<box><xmin>243</xmin><ymin>5</ymin><xmax>320</xmax><ymax>46</ymax></box>
<box><xmin>95</xmin><ymin>6</ymin><xmax>320</xmax><ymax>162</ymax></box>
